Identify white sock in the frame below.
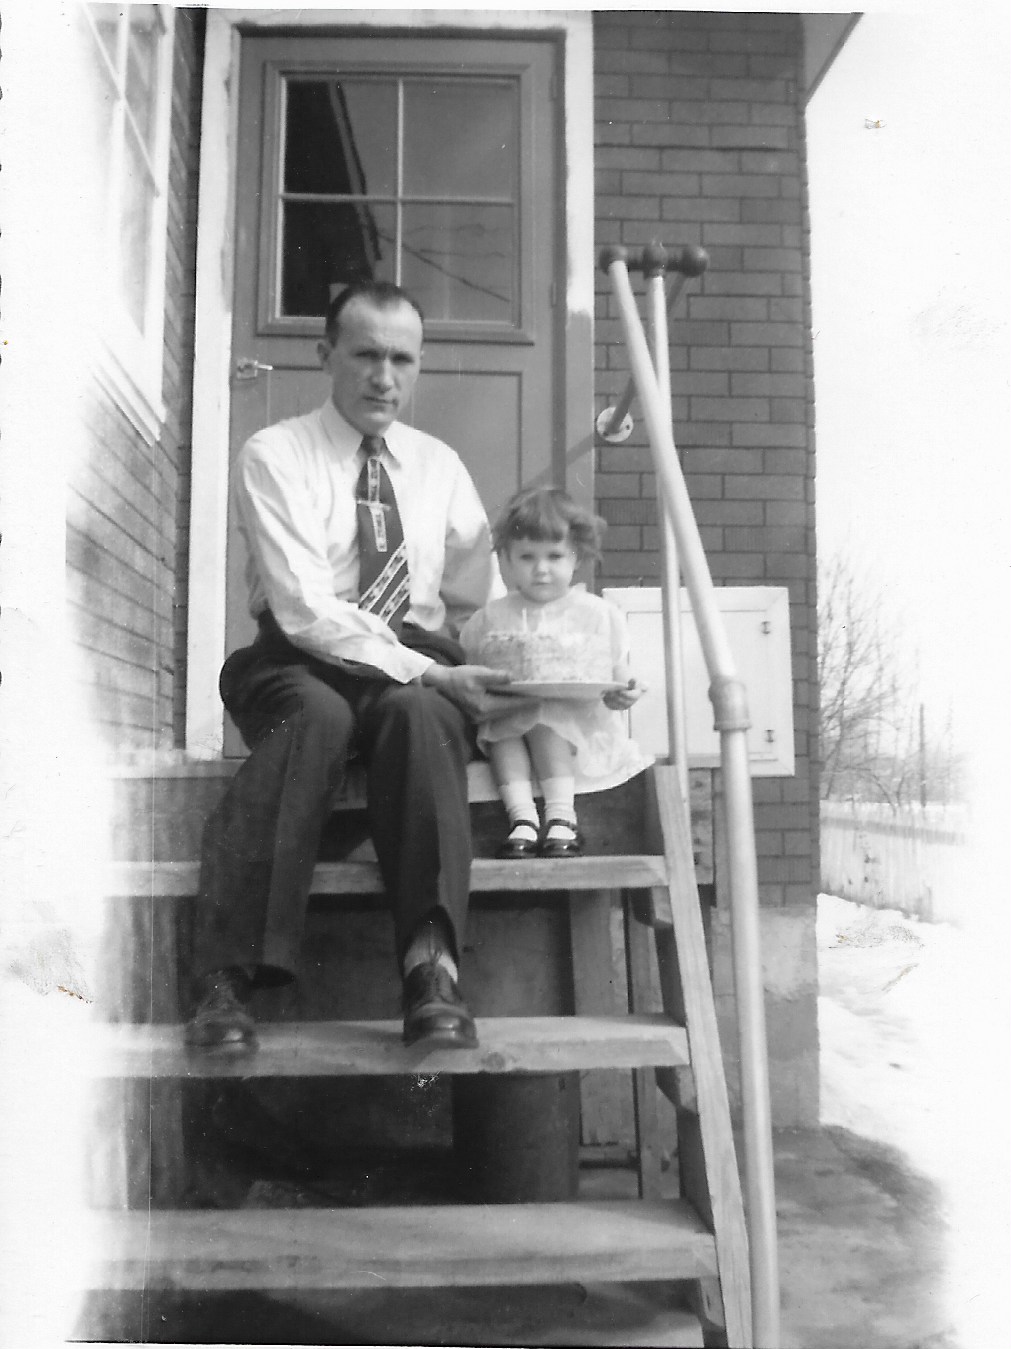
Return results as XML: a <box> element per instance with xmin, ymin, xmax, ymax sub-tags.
<box><xmin>403</xmin><ymin>922</ymin><xmax>458</xmax><ymax>982</ymax></box>
<box><xmin>499</xmin><ymin>780</ymin><xmax>539</xmax><ymax>825</ymax></box>
<box><xmin>540</xmin><ymin>775</ymin><xmax>576</xmax><ymax>827</ymax></box>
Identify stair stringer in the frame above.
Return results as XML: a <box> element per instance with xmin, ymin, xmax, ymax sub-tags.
<box><xmin>646</xmin><ymin>763</ymin><xmax>753</xmax><ymax>1349</ymax></box>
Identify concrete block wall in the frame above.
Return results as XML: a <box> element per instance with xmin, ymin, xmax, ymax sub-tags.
<box><xmin>66</xmin><ymin>10</ymin><xmax>203</xmax><ymax>752</ymax></box>
<box><xmin>592</xmin><ymin>10</ymin><xmax>819</xmax><ymax>1124</ymax></box>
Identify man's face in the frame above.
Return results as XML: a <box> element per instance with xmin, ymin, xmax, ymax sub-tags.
<box><xmin>318</xmin><ymin>297</ymin><xmax>424</xmax><ymax>437</ymax></box>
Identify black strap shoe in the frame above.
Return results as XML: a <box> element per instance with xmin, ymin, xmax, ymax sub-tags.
<box><xmin>538</xmin><ymin>818</ymin><xmax>584</xmax><ymax>858</ymax></box>
<box><xmin>496</xmin><ymin>818</ymin><xmax>541</xmax><ymax>859</ymax></box>
<box><xmin>402</xmin><ymin>960</ymin><xmax>478</xmax><ymax>1049</ymax></box>
<box><xmin>184</xmin><ymin>969</ymin><xmax>257</xmax><ymax>1053</ymax></box>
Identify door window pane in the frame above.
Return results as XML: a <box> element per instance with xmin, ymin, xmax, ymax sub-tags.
<box><xmin>282</xmin><ymin>201</ymin><xmax>397</xmax><ymax>317</ymax></box>
<box><xmin>284</xmin><ymin>79</ymin><xmax>397</xmax><ymax>197</ymax></box>
<box><xmin>403</xmin><ymin>80</ymin><xmax>516</xmax><ymax>198</ymax></box>
<box><xmin>277</xmin><ymin>71</ymin><xmax>519</xmax><ymax>325</ymax></box>
<box><xmin>401</xmin><ymin>203</ymin><xmax>513</xmax><ymax>324</ymax></box>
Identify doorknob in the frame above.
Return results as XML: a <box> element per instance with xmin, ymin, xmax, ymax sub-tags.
<box><xmin>235</xmin><ymin>357</ymin><xmax>274</xmax><ymax>381</ymax></box>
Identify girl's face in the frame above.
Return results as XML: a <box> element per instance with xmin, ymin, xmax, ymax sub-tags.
<box><xmin>503</xmin><ymin>534</ymin><xmax>578</xmax><ymax>604</ymax></box>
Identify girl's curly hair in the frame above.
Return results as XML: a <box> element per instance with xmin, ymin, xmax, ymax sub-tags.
<box><xmin>491</xmin><ymin>487</ymin><xmax>606</xmax><ymax>564</ymax></box>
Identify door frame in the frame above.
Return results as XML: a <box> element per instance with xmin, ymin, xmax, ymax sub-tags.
<box><xmin>185</xmin><ymin>9</ymin><xmax>594</xmax><ymax>757</ymax></box>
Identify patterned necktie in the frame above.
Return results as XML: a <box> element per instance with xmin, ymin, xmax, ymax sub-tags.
<box><xmin>355</xmin><ymin>436</ymin><xmax>411</xmax><ymax>633</ymax></box>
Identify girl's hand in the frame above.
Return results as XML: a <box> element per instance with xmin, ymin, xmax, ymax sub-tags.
<box><xmin>603</xmin><ymin>677</ymin><xmax>646</xmax><ymax>711</ymax></box>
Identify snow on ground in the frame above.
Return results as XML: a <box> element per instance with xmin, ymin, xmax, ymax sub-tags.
<box><xmin>818</xmin><ymin>892</ymin><xmax>962</xmax><ymax>1175</ymax></box>
<box><xmin>0</xmin><ymin>975</ymin><xmax>98</xmax><ymax>1346</ymax></box>
<box><xmin>817</xmin><ymin>893</ymin><xmax>1010</xmax><ymax>1347</ymax></box>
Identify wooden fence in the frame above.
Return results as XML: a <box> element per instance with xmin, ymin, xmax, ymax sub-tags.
<box><xmin>820</xmin><ymin>802</ymin><xmax>970</xmax><ymax>926</ymax></box>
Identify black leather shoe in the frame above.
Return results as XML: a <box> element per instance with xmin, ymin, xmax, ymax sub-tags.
<box><xmin>496</xmin><ymin>818</ymin><xmax>541</xmax><ymax>859</ymax></box>
<box><xmin>402</xmin><ymin>961</ymin><xmax>478</xmax><ymax>1049</ymax></box>
<box><xmin>538</xmin><ymin>818</ymin><xmax>584</xmax><ymax>858</ymax></box>
<box><xmin>184</xmin><ymin>969</ymin><xmax>257</xmax><ymax>1053</ymax></box>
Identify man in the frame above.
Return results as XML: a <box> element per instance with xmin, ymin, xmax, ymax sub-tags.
<box><xmin>186</xmin><ymin>279</ymin><xmax>525</xmax><ymax>1054</ymax></box>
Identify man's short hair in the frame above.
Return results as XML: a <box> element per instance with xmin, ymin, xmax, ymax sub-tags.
<box><xmin>323</xmin><ymin>280</ymin><xmax>425</xmax><ymax>344</ymax></box>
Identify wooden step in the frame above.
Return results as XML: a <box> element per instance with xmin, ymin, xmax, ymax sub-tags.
<box><xmin>105</xmin><ymin>855</ymin><xmax>669</xmax><ymax>898</ymax></box>
<box><xmin>112</xmin><ymin>755</ymin><xmax>504</xmax><ymax>802</ymax></box>
<box><xmin>84</xmin><ymin>1014</ymin><xmax>689</xmax><ymax>1079</ymax></box>
<box><xmin>83</xmin><ymin>1199</ymin><xmax>718</xmax><ymax>1290</ymax></box>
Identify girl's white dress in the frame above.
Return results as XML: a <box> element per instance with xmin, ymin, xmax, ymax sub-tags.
<box><xmin>460</xmin><ymin>586</ymin><xmax>652</xmax><ymax>792</ymax></box>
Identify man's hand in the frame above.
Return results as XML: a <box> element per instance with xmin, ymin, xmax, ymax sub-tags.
<box><xmin>602</xmin><ymin>678</ymin><xmax>647</xmax><ymax>712</ymax></box>
<box><xmin>420</xmin><ymin>664</ymin><xmax>539</xmax><ymax>722</ymax></box>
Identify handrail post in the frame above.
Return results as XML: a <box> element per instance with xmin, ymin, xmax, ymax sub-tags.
<box><xmin>711</xmin><ymin>677</ymin><xmax>781</xmax><ymax>1348</ymax></box>
<box><xmin>600</xmin><ymin>246</ymin><xmax>780</xmax><ymax>1349</ymax></box>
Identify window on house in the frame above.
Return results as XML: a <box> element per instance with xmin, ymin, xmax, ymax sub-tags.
<box><xmin>276</xmin><ymin>74</ymin><xmax>520</xmax><ymax>330</ymax></box>
<box><xmin>83</xmin><ymin>2</ymin><xmax>175</xmax><ymax>440</ymax></box>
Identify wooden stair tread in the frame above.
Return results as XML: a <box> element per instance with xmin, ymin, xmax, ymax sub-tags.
<box><xmin>106</xmin><ymin>855</ymin><xmax>669</xmax><ymax>897</ymax></box>
<box><xmin>85</xmin><ymin>1014</ymin><xmax>690</xmax><ymax>1078</ymax></box>
<box><xmin>84</xmin><ymin>1199</ymin><xmax>718</xmax><ymax>1290</ymax></box>
<box><xmin>112</xmin><ymin>756</ymin><xmax>504</xmax><ymax>801</ymax></box>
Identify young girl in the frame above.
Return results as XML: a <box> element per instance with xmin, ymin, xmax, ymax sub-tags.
<box><xmin>461</xmin><ymin>487</ymin><xmax>650</xmax><ymax>859</ymax></box>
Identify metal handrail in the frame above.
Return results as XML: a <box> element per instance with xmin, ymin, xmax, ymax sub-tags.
<box><xmin>600</xmin><ymin>245</ymin><xmax>780</xmax><ymax>1349</ymax></box>
<box><xmin>596</xmin><ymin>244</ymin><xmax>708</xmax><ymax>444</ymax></box>
<box><xmin>645</xmin><ymin>259</ymin><xmax>690</xmax><ymax>800</ymax></box>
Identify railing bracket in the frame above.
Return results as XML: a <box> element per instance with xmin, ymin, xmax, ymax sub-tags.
<box><xmin>596</xmin><ymin>407</ymin><xmax>634</xmax><ymax>443</ymax></box>
<box><xmin>596</xmin><ymin>243</ymin><xmax>710</xmax><ymax>443</ymax></box>
<box><xmin>709</xmin><ymin>675</ymin><xmax>752</xmax><ymax>734</ymax></box>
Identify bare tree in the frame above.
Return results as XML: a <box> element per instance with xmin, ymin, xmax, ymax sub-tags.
<box><xmin>819</xmin><ymin>552</ymin><xmax>896</xmax><ymax>800</ymax></box>
<box><xmin>817</xmin><ymin>552</ymin><xmax>963</xmax><ymax>805</ymax></box>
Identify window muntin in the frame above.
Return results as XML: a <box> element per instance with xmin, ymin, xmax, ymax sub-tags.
<box><xmin>277</xmin><ymin>73</ymin><xmax>520</xmax><ymax>328</ymax></box>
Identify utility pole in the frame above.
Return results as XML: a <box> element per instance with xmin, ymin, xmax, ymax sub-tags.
<box><xmin>918</xmin><ymin>702</ymin><xmax>927</xmax><ymax>807</ymax></box>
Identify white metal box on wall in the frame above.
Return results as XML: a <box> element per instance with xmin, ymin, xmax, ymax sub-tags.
<box><xmin>604</xmin><ymin>586</ymin><xmax>795</xmax><ymax>777</ymax></box>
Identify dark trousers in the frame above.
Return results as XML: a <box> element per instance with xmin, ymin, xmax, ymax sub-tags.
<box><xmin>194</xmin><ymin>623</ymin><xmax>473</xmax><ymax>986</ymax></box>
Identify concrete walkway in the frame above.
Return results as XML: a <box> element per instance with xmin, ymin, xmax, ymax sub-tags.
<box><xmin>776</xmin><ymin>1124</ymin><xmax>954</xmax><ymax>1349</ymax></box>
<box><xmin>813</xmin><ymin>894</ymin><xmax>1008</xmax><ymax>1349</ymax></box>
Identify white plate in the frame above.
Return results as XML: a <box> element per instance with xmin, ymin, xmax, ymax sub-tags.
<box><xmin>500</xmin><ymin>681</ymin><xmax>625</xmax><ymax>701</ymax></box>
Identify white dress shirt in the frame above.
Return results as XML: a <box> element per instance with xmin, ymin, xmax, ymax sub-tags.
<box><xmin>234</xmin><ymin>399</ymin><xmax>503</xmax><ymax>682</ymax></box>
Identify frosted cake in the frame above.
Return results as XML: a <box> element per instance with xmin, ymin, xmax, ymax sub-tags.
<box><xmin>478</xmin><ymin>628</ymin><xmax>613</xmax><ymax>683</ymax></box>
